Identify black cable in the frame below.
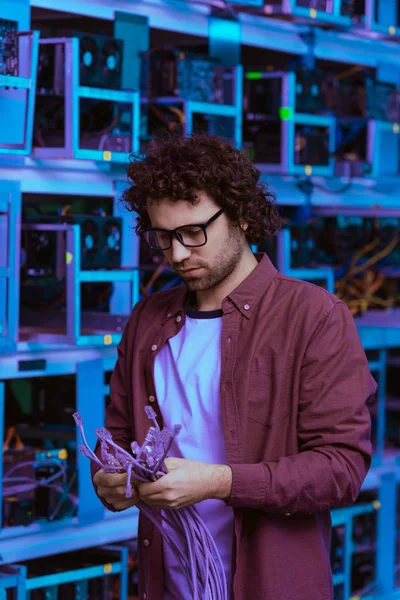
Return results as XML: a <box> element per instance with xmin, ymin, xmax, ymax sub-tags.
<box><xmin>311</xmin><ymin>179</ymin><xmax>353</xmax><ymax>195</ymax></box>
<box><xmin>294</xmin><ymin>167</ymin><xmax>354</xmax><ymax>197</ymax></box>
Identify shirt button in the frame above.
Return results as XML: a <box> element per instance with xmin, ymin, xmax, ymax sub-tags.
<box><xmin>151</xmin><ymin>344</ymin><xmax>157</xmax><ymax>351</ymax></box>
<box><xmin>167</xmin><ymin>313</ymin><xmax>171</xmax><ymax>318</ymax></box>
<box><xmin>285</xmin><ymin>512</ymin><xmax>291</xmax><ymax>516</ymax></box>
<box><xmin>244</xmin><ymin>304</ymin><xmax>250</xmax><ymax>310</ymax></box>
<box><xmin>143</xmin><ymin>594</ymin><xmax>147</xmax><ymax>599</ymax></box>
<box><xmin>149</xmin><ymin>395</ymin><xmax>155</xmax><ymax>403</ymax></box>
<box><xmin>144</xmin><ymin>539</ymin><xmax>150</xmax><ymax>546</ymax></box>
<box><xmin>176</xmin><ymin>315</ymin><xmax>182</xmax><ymax>323</ymax></box>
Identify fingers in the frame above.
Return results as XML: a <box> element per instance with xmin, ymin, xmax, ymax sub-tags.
<box><xmin>110</xmin><ymin>491</ymin><xmax>140</xmax><ymax>511</ymax></box>
<box><xmin>93</xmin><ymin>470</ymin><xmax>128</xmax><ymax>487</ymax></box>
<box><xmin>93</xmin><ymin>470</ymin><xmax>141</xmax><ymax>511</ymax></box>
<box><xmin>97</xmin><ymin>484</ymin><xmax>140</xmax><ymax>511</ymax></box>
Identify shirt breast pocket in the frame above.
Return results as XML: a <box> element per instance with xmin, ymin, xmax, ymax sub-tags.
<box><xmin>248</xmin><ymin>354</ymin><xmax>294</xmax><ymax>428</ymax></box>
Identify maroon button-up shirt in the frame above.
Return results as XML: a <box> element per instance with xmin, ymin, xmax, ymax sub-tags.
<box><xmin>92</xmin><ymin>252</ymin><xmax>377</xmax><ymax>600</ymax></box>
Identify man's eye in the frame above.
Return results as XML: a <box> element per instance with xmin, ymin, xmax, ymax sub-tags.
<box><xmin>183</xmin><ymin>228</ymin><xmax>202</xmax><ymax>236</ymax></box>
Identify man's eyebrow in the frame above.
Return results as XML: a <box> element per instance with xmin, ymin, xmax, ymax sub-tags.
<box><xmin>148</xmin><ymin>219</ymin><xmax>202</xmax><ymax>230</ymax></box>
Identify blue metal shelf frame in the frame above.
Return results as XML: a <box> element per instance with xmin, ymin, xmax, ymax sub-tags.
<box><xmin>253</xmin><ymin>0</ymin><xmax>353</xmax><ymax>28</ymax></box>
<box><xmin>0</xmin><ymin>357</ymin><xmax>140</xmax><ymax>565</ymax></box>
<box><xmin>369</xmin><ymin>351</ymin><xmax>387</xmax><ymax>467</ymax></box>
<box><xmin>0</xmin><ymin>30</ymin><xmax>40</xmax><ymax>156</ymax></box>
<box><xmin>32</xmin><ymin>38</ymin><xmax>140</xmax><ymax>164</ymax></box>
<box><xmin>29</xmin><ymin>0</ymin><xmax>400</xmax><ymax>69</ymax></box>
<box><xmin>365</xmin><ymin>0</ymin><xmax>400</xmax><ymax>39</ymax></box>
<box><xmin>330</xmin><ymin>466</ymin><xmax>400</xmax><ymax>600</ymax></box>
<box><xmin>0</xmin><ymin>565</ymin><xmax>26</xmax><ymax>600</ymax></box>
<box><xmin>0</xmin><ymin>182</ymin><xmax>21</xmax><ymax>355</ymax></box>
<box><xmin>288</xmin><ymin>112</ymin><xmax>336</xmax><ymax>177</ymax></box>
<box><xmin>0</xmin><ymin>544</ymin><xmax>128</xmax><ymax>600</ymax></box>
<box><xmin>0</xmin><ymin>382</ymin><xmax>4</xmax><ymax>535</ymax></box>
<box><xmin>331</xmin><ymin>501</ymin><xmax>380</xmax><ymax>600</ymax></box>
<box><xmin>246</xmin><ymin>71</ymin><xmax>336</xmax><ymax>177</ymax></box>
<box><xmin>18</xmin><ymin>223</ymin><xmax>140</xmax><ymax>348</ymax></box>
<box><xmin>368</xmin><ymin>120</ymin><xmax>400</xmax><ymax>179</ymax></box>
<box><xmin>275</xmin><ymin>227</ymin><xmax>335</xmax><ymax>292</ymax></box>
<box><xmin>142</xmin><ymin>64</ymin><xmax>243</xmax><ymax>150</ymax></box>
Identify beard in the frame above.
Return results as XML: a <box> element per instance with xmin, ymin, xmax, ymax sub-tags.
<box><xmin>178</xmin><ymin>228</ymin><xmax>244</xmax><ymax>293</ymax></box>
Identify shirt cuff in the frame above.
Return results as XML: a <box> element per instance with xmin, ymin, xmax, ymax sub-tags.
<box><xmin>224</xmin><ymin>463</ymin><xmax>266</xmax><ymax>508</ymax></box>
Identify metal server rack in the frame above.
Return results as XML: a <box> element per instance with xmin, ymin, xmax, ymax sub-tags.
<box><xmin>0</xmin><ymin>544</ymin><xmax>129</xmax><ymax>599</ymax></box>
<box><xmin>244</xmin><ymin>70</ymin><xmax>336</xmax><ymax>177</ymax></box>
<box><xmin>0</xmin><ymin>29</ymin><xmax>40</xmax><ymax>156</ymax></box>
<box><xmin>32</xmin><ymin>37</ymin><xmax>140</xmax><ymax>164</ymax></box>
<box><xmin>0</xmin><ymin>182</ymin><xmax>21</xmax><ymax>354</ymax></box>
<box><xmin>141</xmin><ymin>63</ymin><xmax>244</xmax><ymax>150</ymax></box>
<box><xmin>1</xmin><ymin>1</ymin><xmax>400</xmax><ymax>597</ymax></box>
<box><xmin>0</xmin><ymin>359</ymin><xmax>139</xmax><ymax>564</ymax></box>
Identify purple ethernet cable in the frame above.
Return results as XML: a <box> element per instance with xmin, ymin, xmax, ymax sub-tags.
<box><xmin>73</xmin><ymin>414</ymin><xmax>109</xmax><ymax>468</ymax></box>
<box><xmin>188</xmin><ymin>505</ymin><xmax>227</xmax><ymax>599</ymax></box>
<box><xmin>165</xmin><ymin>505</ymin><xmax>223</xmax><ymax>600</ymax></box>
<box><xmin>74</xmin><ymin>410</ymin><xmax>228</xmax><ymax>600</ymax></box>
<box><xmin>75</xmin><ymin>413</ymin><xmax>223</xmax><ymax>600</ymax></box>
<box><xmin>74</xmin><ymin>421</ymin><xmax>196</xmax><ymax>594</ymax></box>
<box><xmin>95</xmin><ymin>428</ymin><xmax>163</xmax><ymax>482</ymax></box>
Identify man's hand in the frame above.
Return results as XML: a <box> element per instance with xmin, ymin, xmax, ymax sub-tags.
<box><xmin>136</xmin><ymin>458</ymin><xmax>232</xmax><ymax>510</ymax></box>
<box><xmin>93</xmin><ymin>469</ymin><xmax>140</xmax><ymax>511</ymax></box>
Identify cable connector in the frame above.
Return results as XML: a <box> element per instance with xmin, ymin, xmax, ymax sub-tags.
<box><xmin>95</xmin><ymin>427</ymin><xmax>112</xmax><ymax>442</ymax></box>
<box><xmin>145</xmin><ymin>405</ymin><xmax>160</xmax><ymax>430</ymax></box>
<box><xmin>72</xmin><ymin>412</ymin><xmax>83</xmax><ymax>427</ymax></box>
<box><xmin>131</xmin><ymin>441</ymin><xmax>140</xmax><ymax>455</ymax></box>
<box><xmin>173</xmin><ymin>425</ymin><xmax>182</xmax><ymax>436</ymax></box>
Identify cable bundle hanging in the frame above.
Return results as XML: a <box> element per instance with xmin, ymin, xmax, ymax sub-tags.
<box><xmin>73</xmin><ymin>407</ymin><xmax>228</xmax><ymax>600</ymax></box>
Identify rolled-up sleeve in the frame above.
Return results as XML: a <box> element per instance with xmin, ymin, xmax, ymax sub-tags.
<box><xmin>226</xmin><ymin>301</ymin><xmax>377</xmax><ymax>513</ymax></box>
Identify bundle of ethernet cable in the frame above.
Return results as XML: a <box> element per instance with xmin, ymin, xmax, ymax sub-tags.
<box><xmin>73</xmin><ymin>406</ymin><xmax>228</xmax><ymax>600</ymax></box>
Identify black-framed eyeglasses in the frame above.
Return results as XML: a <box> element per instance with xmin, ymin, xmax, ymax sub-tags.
<box><xmin>141</xmin><ymin>209</ymin><xmax>225</xmax><ymax>251</ymax></box>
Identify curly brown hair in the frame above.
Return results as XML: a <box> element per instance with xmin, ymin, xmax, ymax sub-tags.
<box><xmin>121</xmin><ymin>134</ymin><xmax>281</xmax><ymax>245</ymax></box>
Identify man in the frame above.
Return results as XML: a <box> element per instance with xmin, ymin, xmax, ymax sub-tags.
<box><xmin>91</xmin><ymin>134</ymin><xmax>377</xmax><ymax>600</ymax></box>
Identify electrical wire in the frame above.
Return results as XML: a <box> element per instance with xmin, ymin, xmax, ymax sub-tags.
<box><xmin>353</xmin><ymin>579</ymin><xmax>378</xmax><ymax>599</ymax></box>
<box><xmin>338</xmin><ymin>234</ymin><xmax>399</xmax><ymax>284</ymax></box>
<box><xmin>48</xmin><ymin>470</ymin><xmax>78</xmax><ymax>521</ymax></box>
<box><xmin>3</xmin><ymin>457</ymin><xmax>78</xmax><ymax>521</ymax></box>
<box><xmin>334</xmin><ymin>229</ymin><xmax>400</xmax><ymax>314</ymax></box>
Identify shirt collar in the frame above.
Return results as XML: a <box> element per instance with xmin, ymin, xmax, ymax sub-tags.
<box><xmin>162</xmin><ymin>252</ymin><xmax>277</xmax><ymax>323</ymax></box>
<box><xmin>224</xmin><ymin>252</ymin><xmax>277</xmax><ymax>319</ymax></box>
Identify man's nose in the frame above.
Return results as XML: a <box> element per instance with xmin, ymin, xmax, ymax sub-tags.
<box><xmin>170</xmin><ymin>236</ymin><xmax>192</xmax><ymax>263</ymax></box>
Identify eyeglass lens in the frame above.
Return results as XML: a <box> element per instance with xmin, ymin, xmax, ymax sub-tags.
<box><xmin>146</xmin><ymin>226</ymin><xmax>206</xmax><ymax>250</ymax></box>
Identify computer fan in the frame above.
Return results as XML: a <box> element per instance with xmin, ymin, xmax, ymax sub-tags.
<box><xmin>102</xmin><ymin>219</ymin><xmax>122</xmax><ymax>268</ymax></box>
<box><xmin>76</xmin><ymin>33</ymin><xmax>124</xmax><ymax>89</ymax></box>
<box><xmin>295</xmin><ymin>68</ymin><xmax>325</xmax><ymax>113</ymax></box>
<box><xmin>78</xmin><ymin>35</ymin><xmax>99</xmax><ymax>87</ymax></box>
<box><xmin>21</xmin><ymin>228</ymin><xmax>57</xmax><ymax>277</ymax></box>
<box><xmin>101</xmin><ymin>39</ymin><xmax>123</xmax><ymax>89</ymax></box>
<box><xmin>23</xmin><ymin>215</ymin><xmax>122</xmax><ymax>270</ymax></box>
<box><xmin>80</xmin><ymin>218</ymin><xmax>101</xmax><ymax>268</ymax></box>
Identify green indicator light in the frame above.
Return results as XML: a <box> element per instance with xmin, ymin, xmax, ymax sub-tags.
<box><xmin>246</xmin><ymin>72</ymin><xmax>263</xmax><ymax>80</ymax></box>
<box><xmin>279</xmin><ymin>107</ymin><xmax>292</xmax><ymax>120</ymax></box>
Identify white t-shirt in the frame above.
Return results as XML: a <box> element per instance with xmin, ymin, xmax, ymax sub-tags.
<box><xmin>154</xmin><ymin>303</ymin><xmax>235</xmax><ymax>599</ymax></box>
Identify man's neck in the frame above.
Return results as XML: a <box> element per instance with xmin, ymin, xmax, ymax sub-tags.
<box><xmin>195</xmin><ymin>251</ymin><xmax>259</xmax><ymax>312</ymax></box>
